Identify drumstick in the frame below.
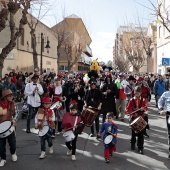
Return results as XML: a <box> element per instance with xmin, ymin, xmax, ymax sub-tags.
<box><xmin>63</xmin><ymin>122</ymin><xmax>84</xmax><ymax>132</ymax></box>
<box><xmin>128</xmin><ymin>105</ymin><xmax>147</xmax><ymax>116</ymax></box>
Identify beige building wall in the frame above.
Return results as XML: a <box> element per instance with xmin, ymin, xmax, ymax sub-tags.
<box><xmin>0</xmin><ymin>9</ymin><xmax>58</xmax><ymax>77</ymax></box>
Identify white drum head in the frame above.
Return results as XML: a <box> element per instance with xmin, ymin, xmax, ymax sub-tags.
<box><xmin>38</xmin><ymin>126</ymin><xmax>49</xmax><ymax>137</ymax></box>
<box><xmin>0</xmin><ymin>121</ymin><xmax>11</xmax><ymax>134</ymax></box>
<box><xmin>130</xmin><ymin>117</ymin><xmax>140</xmax><ymax>125</ymax></box>
<box><xmin>63</xmin><ymin>130</ymin><xmax>72</xmax><ymax>137</ymax></box>
<box><xmin>104</xmin><ymin>135</ymin><xmax>113</xmax><ymax>144</ymax></box>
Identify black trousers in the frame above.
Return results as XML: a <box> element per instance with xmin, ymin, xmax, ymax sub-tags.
<box><xmin>131</xmin><ymin>130</ymin><xmax>144</xmax><ymax>150</ymax></box>
<box><xmin>65</xmin><ymin>133</ymin><xmax>78</xmax><ymax>155</ymax></box>
<box><xmin>166</xmin><ymin>115</ymin><xmax>170</xmax><ymax>153</ymax></box>
<box><xmin>0</xmin><ymin>131</ymin><xmax>16</xmax><ymax>160</ymax></box>
<box><xmin>91</xmin><ymin>114</ymin><xmax>100</xmax><ymax>135</ymax></box>
<box><xmin>27</xmin><ymin>105</ymin><xmax>39</xmax><ymax>130</ymax></box>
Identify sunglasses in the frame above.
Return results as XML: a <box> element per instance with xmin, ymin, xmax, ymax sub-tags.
<box><xmin>91</xmin><ymin>83</ymin><xmax>96</xmax><ymax>85</ymax></box>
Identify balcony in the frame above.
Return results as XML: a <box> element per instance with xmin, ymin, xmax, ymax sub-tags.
<box><xmin>83</xmin><ymin>44</ymin><xmax>92</xmax><ymax>57</ymax></box>
<box><xmin>79</xmin><ymin>53</ymin><xmax>92</xmax><ymax>65</ymax></box>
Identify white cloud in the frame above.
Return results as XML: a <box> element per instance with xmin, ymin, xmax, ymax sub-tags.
<box><xmin>90</xmin><ymin>32</ymin><xmax>115</xmax><ymax>63</ymax></box>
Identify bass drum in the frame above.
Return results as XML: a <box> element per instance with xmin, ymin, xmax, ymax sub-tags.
<box><xmin>130</xmin><ymin>116</ymin><xmax>147</xmax><ymax>133</ymax></box>
<box><xmin>81</xmin><ymin>108</ymin><xmax>98</xmax><ymax>127</ymax></box>
<box><xmin>0</xmin><ymin>121</ymin><xmax>15</xmax><ymax>138</ymax></box>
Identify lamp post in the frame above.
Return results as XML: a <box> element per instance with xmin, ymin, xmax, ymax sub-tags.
<box><xmin>40</xmin><ymin>33</ymin><xmax>50</xmax><ymax>74</ymax></box>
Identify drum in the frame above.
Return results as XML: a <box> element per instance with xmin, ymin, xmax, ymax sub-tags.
<box><xmin>38</xmin><ymin>126</ymin><xmax>53</xmax><ymax>138</ymax></box>
<box><xmin>63</xmin><ymin>130</ymin><xmax>75</xmax><ymax>142</ymax></box>
<box><xmin>104</xmin><ymin>135</ymin><xmax>115</xmax><ymax>148</ymax></box>
<box><xmin>81</xmin><ymin>108</ymin><xmax>98</xmax><ymax>127</ymax></box>
<box><xmin>130</xmin><ymin>116</ymin><xmax>147</xmax><ymax>133</ymax></box>
<box><xmin>0</xmin><ymin>121</ymin><xmax>15</xmax><ymax>138</ymax></box>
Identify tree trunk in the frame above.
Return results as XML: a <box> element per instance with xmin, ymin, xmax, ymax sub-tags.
<box><xmin>31</xmin><ymin>32</ymin><xmax>38</xmax><ymax>69</ymax></box>
<box><xmin>147</xmin><ymin>56</ymin><xmax>150</xmax><ymax>74</ymax></box>
<box><xmin>57</xmin><ymin>47</ymin><xmax>60</xmax><ymax>74</ymax></box>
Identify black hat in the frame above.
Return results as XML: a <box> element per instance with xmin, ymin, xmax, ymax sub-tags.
<box><xmin>88</xmin><ymin>70</ymin><xmax>98</xmax><ymax>79</ymax></box>
<box><xmin>89</xmin><ymin>78</ymin><xmax>97</xmax><ymax>84</ymax></box>
<box><xmin>134</xmin><ymin>86</ymin><xmax>142</xmax><ymax>93</ymax></box>
<box><xmin>32</xmin><ymin>74</ymin><xmax>39</xmax><ymax>79</ymax></box>
<box><xmin>128</xmin><ymin>75</ymin><xmax>136</xmax><ymax>81</ymax></box>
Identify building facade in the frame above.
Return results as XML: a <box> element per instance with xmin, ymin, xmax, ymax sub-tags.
<box><xmin>157</xmin><ymin>0</ymin><xmax>170</xmax><ymax>75</ymax></box>
<box><xmin>114</xmin><ymin>24</ymin><xmax>148</xmax><ymax>73</ymax></box>
<box><xmin>52</xmin><ymin>14</ymin><xmax>92</xmax><ymax>73</ymax></box>
<box><xmin>0</xmin><ymin>9</ymin><xmax>58</xmax><ymax>77</ymax></box>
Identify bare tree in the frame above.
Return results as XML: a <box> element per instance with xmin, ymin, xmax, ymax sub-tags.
<box><xmin>115</xmin><ymin>56</ymin><xmax>130</xmax><ymax>72</ymax></box>
<box><xmin>65</xmin><ymin>42</ymin><xmax>82</xmax><ymax>73</ymax></box>
<box><xmin>124</xmin><ymin>37</ymin><xmax>146</xmax><ymax>72</ymax></box>
<box><xmin>27</xmin><ymin>0</ymin><xmax>51</xmax><ymax>70</ymax></box>
<box><xmin>0</xmin><ymin>0</ymin><xmax>31</xmax><ymax>77</ymax></box>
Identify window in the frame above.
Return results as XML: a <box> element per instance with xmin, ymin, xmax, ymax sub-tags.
<box><xmin>20</xmin><ymin>29</ymin><xmax>24</xmax><ymax>46</ymax></box>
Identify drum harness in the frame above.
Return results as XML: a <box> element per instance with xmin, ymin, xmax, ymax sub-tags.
<box><xmin>130</xmin><ymin>98</ymin><xmax>143</xmax><ymax>122</ymax></box>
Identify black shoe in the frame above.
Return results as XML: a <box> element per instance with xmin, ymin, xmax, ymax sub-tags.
<box><xmin>131</xmin><ymin>145</ymin><xmax>135</xmax><ymax>150</ymax></box>
<box><xmin>146</xmin><ymin>124</ymin><xmax>150</xmax><ymax>130</ymax></box>
<box><xmin>26</xmin><ymin>129</ymin><xmax>31</xmax><ymax>133</ymax></box>
<box><xmin>96</xmin><ymin>136</ymin><xmax>101</xmax><ymax>141</ymax></box>
<box><xmin>138</xmin><ymin>149</ymin><xmax>144</xmax><ymax>154</ymax></box>
<box><xmin>121</xmin><ymin>119</ymin><xmax>124</xmax><ymax>122</ymax></box>
<box><xmin>168</xmin><ymin>154</ymin><xmax>170</xmax><ymax>159</ymax></box>
<box><xmin>105</xmin><ymin>159</ymin><xmax>109</xmax><ymax>163</ymax></box>
<box><xmin>116</xmin><ymin>116</ymin><xmax>118</xmax><ymax>119</ymax></box>
<box><xmin>110</xmin><ymin>153</ymin><xmax>112</xmax><ymax>157</ymax></box>
<box><xmin>144</xmin><ymin>133</ymin><xmax>149</xmax><ymax>138</ymax></box>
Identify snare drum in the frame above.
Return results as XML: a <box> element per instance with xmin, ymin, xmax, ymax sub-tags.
<box><xmin>0</xmin><ymin>121</ymin><xmax>15</xmax><ymax>138</ymax></box>
<box><xmin>63</xmin><ymin>130</ymin><xmax>75</xmax><ymax>142</ymax></box>
<box><xmin>104</xmin><ymin>135</ymin><xmax>116</xmax><ymax>148</ymax></box>
<box><xmin>130</xmin><ymin>116</ymin><xmax>147</xmax><ymax>133</ymax></box>
<box><xmin>81</xmin><ymin>108</ymin><xmax>98</xmax><ymax>127</ymax></box>
<box><xmin>38</xmin><ymin>126</ymin><xmax>53</xmax><ymax>138</ymax></box>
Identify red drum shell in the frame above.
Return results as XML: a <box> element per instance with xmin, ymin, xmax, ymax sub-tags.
<box><xmin>81</xmin><ymin>108</ymin><xmax>98</xmax><ymax>127</ymax></box>
<box><xmin>130</xmin><ymin>116</ymin><xmax>147</xmax><ymax>133</ymax></box>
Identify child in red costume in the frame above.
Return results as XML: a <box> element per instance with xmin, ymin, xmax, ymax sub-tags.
<box><xmin>126</xmin><ymin>86</ymin><xmax>148</xmax><ymax>154</ymax></box>
<box><xmin>98</xmin><ymin>112</ymin><xmax>118</xmax><ymax>163</ymax></box>
<box><xmin>35</xmin><ymin>97</ymin><xmax>55</xmax><ymax>159</ymax></box>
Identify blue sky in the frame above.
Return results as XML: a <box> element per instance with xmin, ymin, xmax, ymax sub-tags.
<box><xmin>41</xmin><ymin>0</ymin><xmax>157</xmax><ymax>63</ymax></box>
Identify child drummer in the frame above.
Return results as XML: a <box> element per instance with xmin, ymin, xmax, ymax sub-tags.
<box><xmin>62</xmin><ymin>101</ymin><xmax>84</xmax><ymax>161</ymax></box>
<box><xmin>97</xmin><ymin>112</ymin><xmax>118</xmax><ymax>163</ymax></box>
<box><xmin>35</xmin><ymin>97</ymin><xmax>55</xmax><ymax>159</ymax></box>
<box><xmin>126</xmin><ymin>86</ymin><xmax>148</xmax><ymax>154</ymax></box>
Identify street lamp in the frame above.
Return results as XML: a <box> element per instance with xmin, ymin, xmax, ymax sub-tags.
<box><xmin>40</xmin><ymin>33</ymin><xmax>50</xmax><ymax>74</ymax></box>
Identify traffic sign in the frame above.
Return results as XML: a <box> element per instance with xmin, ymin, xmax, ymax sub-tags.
<box><xmin>162</xmin><ymin>58</ymin><xmax>170</xmax><ymax>66</ymax></box>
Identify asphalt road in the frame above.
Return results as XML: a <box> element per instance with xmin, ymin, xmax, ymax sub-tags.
<box><xmin>1</xmin><ymin>96</ymin><xmax>170</xmax><ymax>170</ymax></box>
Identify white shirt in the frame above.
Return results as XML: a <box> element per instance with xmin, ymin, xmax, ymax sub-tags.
<box><xmin>24</xmin><ymin>82</ymin><xmax>44</xmax><ymax>107</ymax></box>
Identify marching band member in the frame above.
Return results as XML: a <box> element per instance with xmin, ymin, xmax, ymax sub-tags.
<box><xmin>49</xmin><ymin>77</ymin><xmax>67</xmax><ymax>136</ymax></box>
<box><xmin>133</xmin><ymin>77</ymin><xmax>151</xmax><ymax>138</ymax></box>
<box><xmin>62</xmin><ymin>101</ymin><xmax>84</xmax><ymax>161</ymax></box>
<box><xmin>84</xmin><ymin>78</ymin><xmax>103</xmax><ymax>137</ymax></box>
<box><xmin>126</xmin><ymin>86</ymin><xmax>148</xmax><ymax>154</ymax></box>
<box><xmin>35</xmin><ymin>97</ymin><xmax>55</xmax><ymax>159</ymax></box>
<box><xmin>0</xmin><ymin>89</ymin><xmax>17</xmax><ymax>167</ymax></box>
<box><xmin>97</xmin><ymin>112</ymin><xmax>118</xmax><ymax>163</ymax></box>
<box><xmin>24</xmin><ymin>75</ymin><xmax>44</xmax><ymax>133</ymax></box>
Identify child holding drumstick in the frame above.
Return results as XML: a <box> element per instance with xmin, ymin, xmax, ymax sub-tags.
<box><xmin>126</xmin><ymin>86</ymin><xmax>148</xmax><ymax>154</ymax></box>
<box><xmin>97</xmin><ymin>112</ymin><xmax>118</xmax><ymax>163</ymax></box>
